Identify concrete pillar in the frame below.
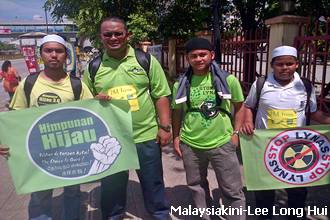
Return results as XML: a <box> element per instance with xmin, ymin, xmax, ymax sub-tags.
<box><xmin>265</xmin><ymin>15</ymin><xmax>308</xmax><ymax>68</ymax></box>
<box><xmin>168</xmin><ymin>38</ymin><xmax>176</xmax><ymax>78</ymax></box>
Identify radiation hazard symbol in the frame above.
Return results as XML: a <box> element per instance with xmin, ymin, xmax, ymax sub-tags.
<box><xmin>264</xmin><ymin>129</ymin><xmax>330</xmax><ymax>185</ymax></box>
<box><xmin>280</xmin><ymin>142</ymin><xmax>318</xmax><ymax>173</ymax></box>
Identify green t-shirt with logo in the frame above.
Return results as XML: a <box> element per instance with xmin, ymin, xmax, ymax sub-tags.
<box><xmin>83</xmin><ymin>46</ymin><xmax>171</xmax><ymax>143</ymax></box>
<box><xmin>172</xmin><ymin>72</ymin><xmax>244</xmax><ymax>149</ymax></box>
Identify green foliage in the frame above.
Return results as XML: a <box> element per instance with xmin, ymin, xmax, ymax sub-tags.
<box><xmin>231</xmin><ymin>0</ymin><xmax>281</xmax><ymax>31</ymax></box>
<box><xmin>156</xmin><ymin>0</ymin><xmax>211</xmax><ymax>39</ymax></box>
<box><xmin>231</xmin><ymin>0</ymin><xmax>330</xmax><ymax>32</ymax></box>
<box><xmin>45</xmin><ymin>0</ymin><xmax>157</xmax><ymax>48</ymax></box>
<box><xmin>0</xmin><ymin>42</ymin><xmax>16</xmax><ymax>51</ymax></box>
<box><xmin>295</xmin><ymin>0</ymin><xmax>330</xmax><ymax>18</ymax></box>
<box><xmin>45</xmin><ymin>0</ymin><xmax>330</xmax><ymax>46</ymax></box>
<box><xmin>127</xmin><ymin>12</ymin><xmax>158</xmax><ymax>46</ymax></box>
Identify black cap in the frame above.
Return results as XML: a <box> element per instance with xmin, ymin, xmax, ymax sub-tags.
<box><xmin>185</xmin><ymin>37</ymin><xmax>213</xmax><ymax>53</ymax></box>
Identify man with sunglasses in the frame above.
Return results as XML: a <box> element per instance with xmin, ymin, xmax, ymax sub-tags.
<box><xmin>171</xmin><ymin>37</ymin><xmax>246</xmax><ymax>220</ymax></box>
<box><xmin>83</xmin><ymin>17</ymin><xmax>171</xmax><ymax>220</ymax></box>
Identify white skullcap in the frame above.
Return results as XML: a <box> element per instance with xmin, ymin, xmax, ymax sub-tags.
<box><xmin>272</xmin><ymin>46</ymin><xmax>297</xmax><ymax>59</ymax></box>
<box><xmin>40</xmin><ymin>34</ymin><xmax>67</xmax><ymax>48</ymax></box>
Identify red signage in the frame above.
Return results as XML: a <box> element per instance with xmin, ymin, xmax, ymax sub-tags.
<box><xmin>0</xmin><ymin>28</ymin><xmax>11</xmax><ymax>34</ymax></box>
<box><xmin>21</xmin><ymin>46</ymin><xmax>39</xmax><ymax>74</ymax></box>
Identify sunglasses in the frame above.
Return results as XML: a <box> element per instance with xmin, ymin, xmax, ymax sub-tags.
<box><xmin>102</xmin><ymin>31</ymin><xmax>125</xmax><ymax>38</ymax></box>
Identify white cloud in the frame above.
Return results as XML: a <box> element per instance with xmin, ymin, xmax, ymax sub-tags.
<box><xmin>0</xmin><ymin>0</ymin><xmax>46</xmax><ymax>21</ymax></box>
<box><xmin>33</xmin><ymin>14</ymin><xmax>44</xmax><ymax>21</ymax></box>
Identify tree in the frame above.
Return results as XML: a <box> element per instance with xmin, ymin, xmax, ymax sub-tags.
<box><xmin>228</xmin><ymin>1</ymin><xmax>278</xmax><ymax>84</ymax></box>
<box><xmin>156</xmin><ymin>0</ymin><xmax>211</xmax><ymax>40</ymax></box>
<box><xmin>295</xmin><ymin>0</ymin><xmax>330</xmax><ymax>18</ymax></box>
<box><xmin>0</xmin><ymin>42</ymin><xmax>16</xmax><ymax>51</ymax></box>
<box><xmin>229</xmin><ymin>0</ymin><xmax>330</xmax><ymax>84</ymax></box>
<box><xmin>45</xmin><ymin>0</ymin><xmax>214</xmax><ymax>46</ymax></box>
<box><xmin>45</xmin><ymin>0</ymin><xmax>156</xmax><ymax>47</ymax></box>
<box><xmin>127</xmin><ymin>12</ymin><xmax>158</xmax><ymax>46</ymax></box>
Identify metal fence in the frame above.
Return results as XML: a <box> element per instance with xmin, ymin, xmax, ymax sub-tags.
<box><xmin>161</xmin><ymin>29</ymin><xmax>270</xmax><ymax>94</ymax></box>
<box><xmin>160</xmin><ymin>19</ymin><xmax>330</xmax><ymax>113</ymax></box>
<box><xmin>161</xmin><ymin>41</ymin><xmax>189</xmax><ymax>77</ymax></box>
<box><xmin>294</xmin><ymin>19</ymin><xmax>330</xmax><ymax>112</ymax></box>
<box><xmin>219</xmin><ymin>28</ymin><xmax>270</xmax><ymax>95</ymax></box>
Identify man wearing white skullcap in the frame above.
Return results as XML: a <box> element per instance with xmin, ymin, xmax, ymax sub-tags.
<box><xmin>272</xmin><ymin>45</ymin><xmax>297</xmax><ymax>59</ymax></box>
<box><xmin>0</xmin><ymin>34</ymin><xmax>93</xmax><ymax>220</ymax></box>
<box><xmin>40</xmin><ymin>34</ymin><xmax>67</xmax><ymax>48</ymax></box>
<box><xmin>240</xmin><ymin>45</ymin><xmax>330</xmax><ymax>220</ymax></box>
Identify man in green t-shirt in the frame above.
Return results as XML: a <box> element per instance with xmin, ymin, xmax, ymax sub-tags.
<box><xmin>83</xmin><ymin>17</ymin><xmax>171</xmax><ymax>220</ymax></box>
<box><xmin>172</xmin><ymin>38</ymin><xmax>246</xmax><ymax>220</ymax></box>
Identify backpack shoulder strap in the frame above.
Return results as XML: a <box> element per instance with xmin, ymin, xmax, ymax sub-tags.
<box><xmin>24</xmin><ymin>73</ymin><xmax>40</xmax><ymax>107</ymax></box>
<box><xmin>218</xmin><ymin>68</ymin><xmax>230</xmax><ymax>78</ymax></box>
<box><xmin>135</xmin><ymin>48</ymin><xmax>151</xmax><ymax>93</ymax></box>
<box><xmin>301</xmin><ymin>77</ymin><xmax>312</xmax><ymax>125</ymax></box>
<box><xmin>135</xmin><ymin>48</ymin><xmax>151</xmax><ymax>76</ymax></box>
<box><xmin>69</xmin><ymin>75</ymin><xmax>82</xmax><ymax>101</ymax></box>
<box><xmin>88</xmin><ymin>54</ymin><xmax>102</xmax><ymax>84</ymax></box>
<box><xmin>253</xmin><ymin>76</ymin><xmax>266</xmax><ymax>123</ymax></box>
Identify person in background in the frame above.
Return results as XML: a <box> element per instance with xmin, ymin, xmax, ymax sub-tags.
<box><xmin>0</xmin><ymin>60</ymin><xmax>20</xmax><ymax>103</ymax></box>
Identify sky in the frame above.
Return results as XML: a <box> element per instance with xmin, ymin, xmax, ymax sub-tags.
<box><xmin>0</xmin><ymin>0</ymin><xmax>50</xmax><ymax>22</ymax></box>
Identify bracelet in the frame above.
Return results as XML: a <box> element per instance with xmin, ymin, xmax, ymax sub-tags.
<box><xmin>232</xmin><ymin>130</ymin><xmax>239</xmax><ymax>136</ymax></box>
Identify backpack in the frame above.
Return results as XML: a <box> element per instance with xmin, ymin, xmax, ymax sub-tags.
<box><xmin>24</xmin><ymin>73</ymin><xmax>82</xmax><ymax>107</ymax></box>
<box><xmin>88</xmin><ymin>48</ymin><xmax>151</xmax><ymax>84</ymax></box>
<box><xmin>253</xmin><ymin>76</ymin><xmax>313</xmax><ymax>125</ymax></box>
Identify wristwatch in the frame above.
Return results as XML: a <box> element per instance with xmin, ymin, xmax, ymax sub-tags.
<box><xmin>159</xmin><ymin>124</ymin><xmax>172</xmax><ymax>132</ymax></box>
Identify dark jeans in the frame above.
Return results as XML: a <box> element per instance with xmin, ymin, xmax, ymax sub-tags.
<box><xmin>255</xmin><ymin>187</ymin><xmax>307</xmax><ymax>220</ymax></box>
<box><xmin>101</xmin><ymin>140</ymin><xmax>170</xmax><ymax>220</ymax></box>
<box><xmin>28</xmin><ymin>185</ymin><xmax>81</xmax><ymax>220</ymax></box>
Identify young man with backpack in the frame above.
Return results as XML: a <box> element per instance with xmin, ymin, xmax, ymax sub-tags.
<box><xmin>1</xmin><ymin>34</ymin><xmax>93</xmax><ymax>220</ymax></box>
<box><xmin>172</xmin><ymin>37</ymin><xmax>246</xmax><ymax>220</ymax></box>
<box><xmin>240</xmin><ymin>45</ymin><xmax>330</xmax><ymax>220</ymax></box>
<box><xmin>83</xmin><ymin>17</ymin><xmax>171</xmax><ymax>220</ymax></box>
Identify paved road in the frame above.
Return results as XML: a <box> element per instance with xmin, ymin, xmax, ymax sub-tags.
<box><xmin>0</xmin><ymin>145</ymin><xmax>329</xmax><ymax>220</ymax></box>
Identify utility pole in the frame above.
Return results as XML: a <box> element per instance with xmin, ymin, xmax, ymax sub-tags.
<box><xmin>212</xmin><ymin>0</ymin><xmax>221</xmax><ymax>64</ymax></box>
<box><xmin>44</xmin><ymin>8</ymin><xmax>49</xmax><ymax>34</ymax></box>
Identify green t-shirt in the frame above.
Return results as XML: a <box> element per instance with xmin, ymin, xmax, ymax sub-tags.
<box><xmin>83</xmin><ymin>46</ymin><xmax>171</xmax><ymax>143</ymax></box>
<box><xmin>172</xmin><ymin>72</ymin><xmax>244</xmax><ymax>149</ymax></box>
